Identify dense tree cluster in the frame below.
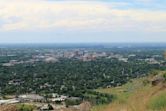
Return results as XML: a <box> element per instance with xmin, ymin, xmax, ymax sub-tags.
<box><xmin>0</xmin><ymin>57</ymin><xmax>162</xmax><ymax>97</ymax></box>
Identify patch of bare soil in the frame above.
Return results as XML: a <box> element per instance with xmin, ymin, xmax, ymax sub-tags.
<box><xmin>151</xmin><ymin>83</ymin><xmax>166</xmax><ymax>96</ymax></box>
<box><xmin>54</xmin><ymin>102</ymin><xmax>91</xmax><ymax>111</ymax></box>
<box><xmin>0</xmin><ymin>105</ymin><xmax>17</xmax><ymax>111</ymax></box>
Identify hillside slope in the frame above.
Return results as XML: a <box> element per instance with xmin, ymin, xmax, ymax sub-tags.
<box><xmin>92</xmin><ymin>71</ymin><xmax>166</xmax><ymax>111</ymax></box>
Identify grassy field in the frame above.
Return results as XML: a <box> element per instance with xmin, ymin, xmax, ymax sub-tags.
<box><xmin>16</xmin><ymin>104</ymin><xmax>35</xmax><ymax>111</ymax></box>
<box><xmin>148</xmin><ymin>91</ymin><xmax>166</xmax><ymax>110</ymax></box>
<box><xmin>91</xmin><ymin>71</ymin><xmax>166</xmax><ymax>111</ymax></box>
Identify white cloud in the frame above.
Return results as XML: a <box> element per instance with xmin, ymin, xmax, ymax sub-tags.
<box><xmin>0</xmin><ymin>1</ymin><xmax>166</xmax><ymax>32</ymax></box>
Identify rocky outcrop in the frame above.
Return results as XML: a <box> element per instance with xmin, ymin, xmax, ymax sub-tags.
<box><xmin>151</xmin><ymin>75</ymin><xmax>165</xmax><ymax>86</ymax></box>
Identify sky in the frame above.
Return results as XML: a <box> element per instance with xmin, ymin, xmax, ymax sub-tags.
<box><xmin>0</xmin><ymin>0</ymin><xmax>166</xmax><ymax>43</ymax></box>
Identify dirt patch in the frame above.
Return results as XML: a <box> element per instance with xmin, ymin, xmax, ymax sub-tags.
<box><xmin>58</xmin><ymin>102</ymin><xmax>91</xmax><ymax>111</ymax></box>
<box><xmin>0</xmin><ymin>105</ymin><xmax>17</xmax><ymax>111</ymax></box>
<box><xmin>151</xmin><ymin>84</ymin><xmax>166</xmax><ymax>96</ymax></box>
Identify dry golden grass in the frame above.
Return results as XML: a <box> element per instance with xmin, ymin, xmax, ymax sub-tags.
<box><xmin>92</xmin><ymin>71</ymin><xmax>166</xmax><ymax>111</ymax></box>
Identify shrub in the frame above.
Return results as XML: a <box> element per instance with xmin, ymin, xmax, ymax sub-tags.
<box><xmin>17</xmin><ymin>104</ymin><xmax>34</xmax><ymax>111</ymax></box>
<box><xmin>163</xmin><ymin>73</ymin><xmax>166</xmax><ymax>80</ymax></box>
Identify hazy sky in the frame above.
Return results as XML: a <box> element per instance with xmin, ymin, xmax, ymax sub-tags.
<box><xmin>0</xmin><ymin>0</ymin><xmax>166</xmax><ymax>43</ymax></box>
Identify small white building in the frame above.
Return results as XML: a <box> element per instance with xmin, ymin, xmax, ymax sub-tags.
<box><xmin>0</xmin><ymin>99</ymin><xmax>20</xmax><ymax>105</ymax></box>
<box><xmin>50</xmin><ymin>95</ymin><xmax>68</xmax><ymax>102</ymax></box>
<box><xmin>19</xmin><ymin>94</ymin><xmax>44</xmax><ymax>102</ymax></box>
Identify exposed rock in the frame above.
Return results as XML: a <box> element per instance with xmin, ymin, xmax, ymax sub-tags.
<box><xmin>151</xmin><ymin>75</ymin><xmax>165</xmax><ymax>86</ymax></box>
